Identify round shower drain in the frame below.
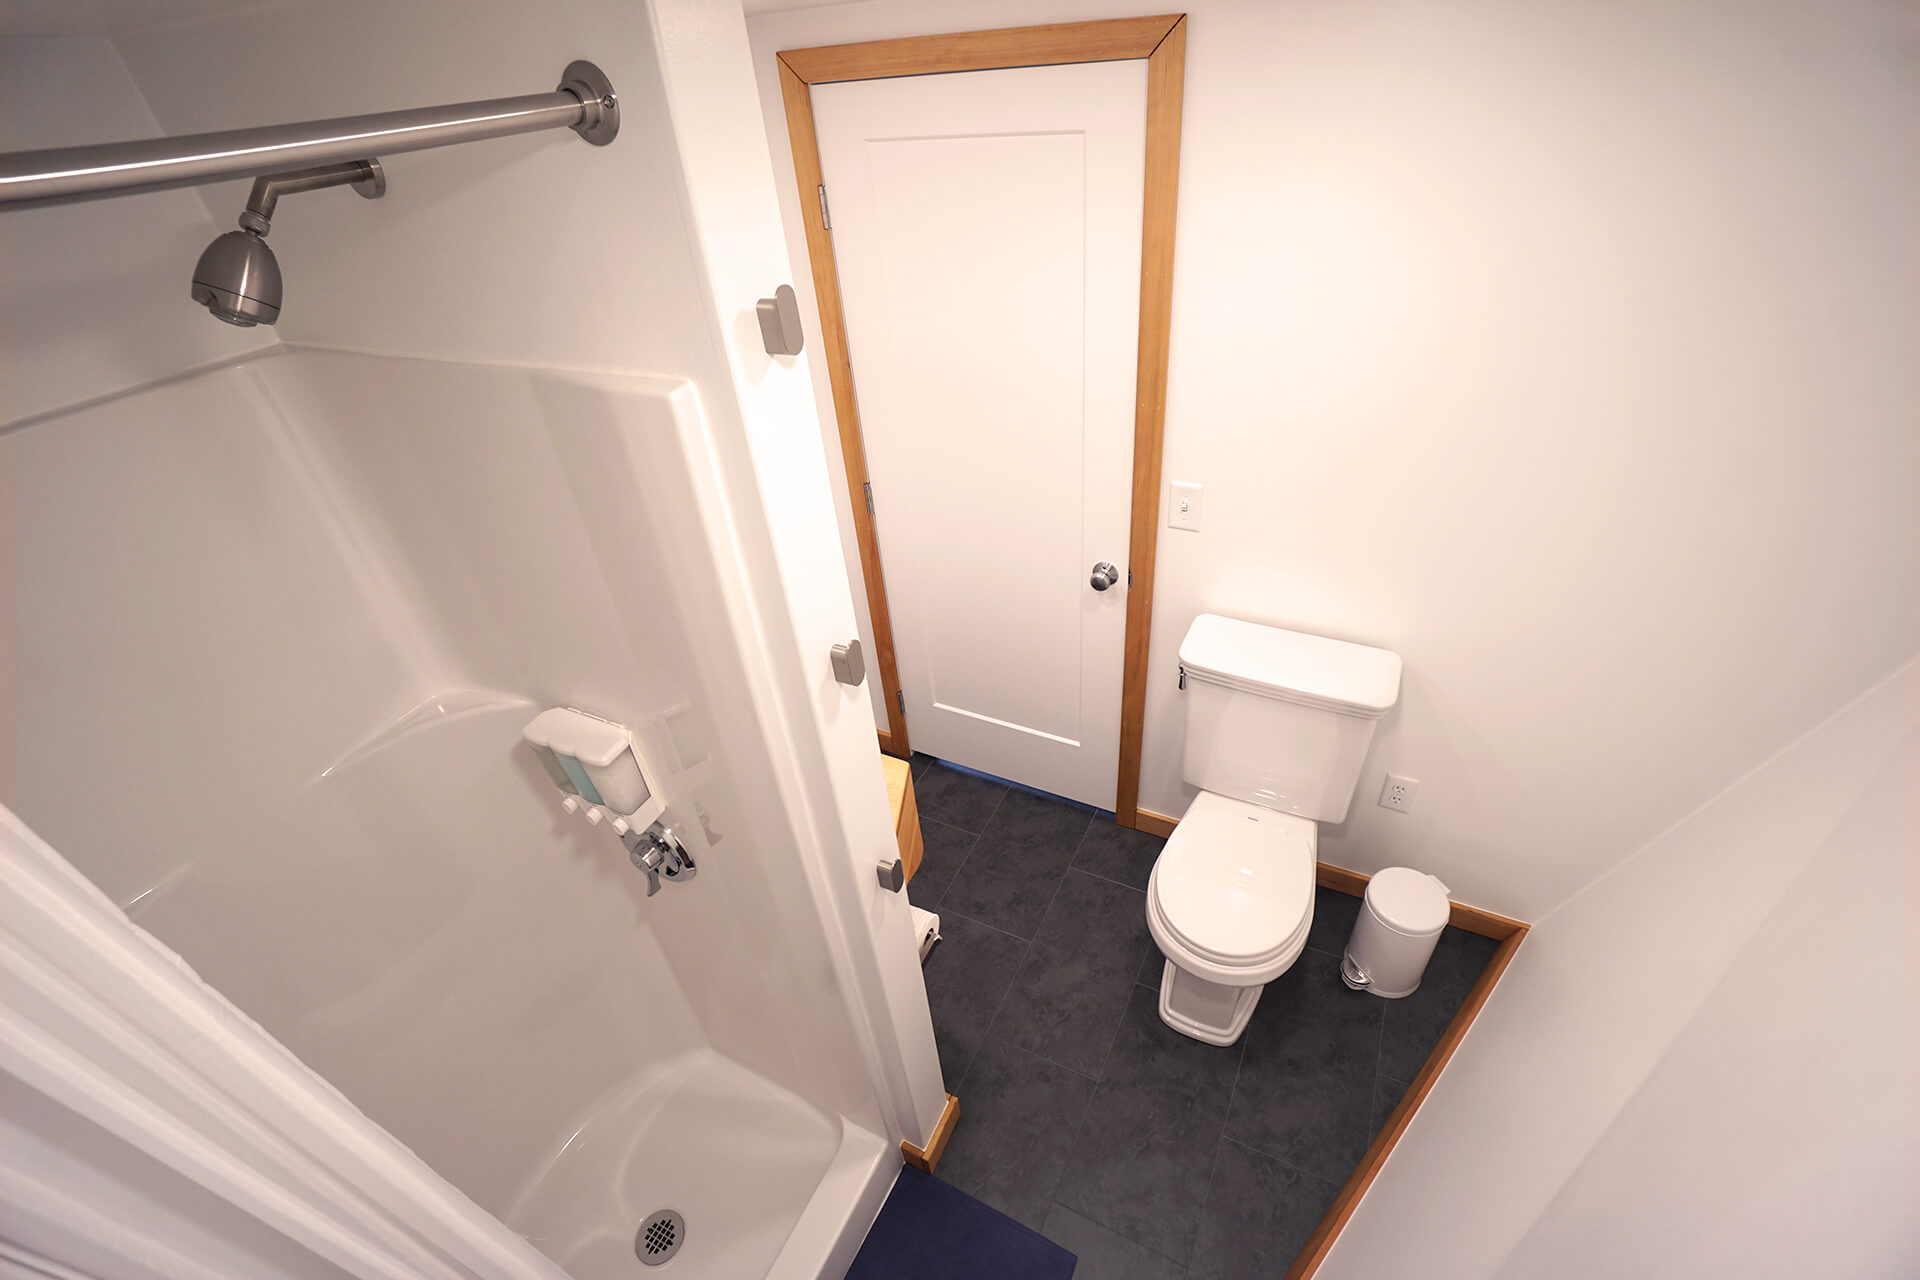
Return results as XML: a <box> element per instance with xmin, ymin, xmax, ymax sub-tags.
<box><xmin>635</xmin><ymin>1209</ymin><xmax>686</xmax><ymax>1266</ymax></box>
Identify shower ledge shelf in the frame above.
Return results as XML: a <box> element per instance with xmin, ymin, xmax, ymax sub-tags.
<box><xmin>315</xmin><ymin>689</ymin><xmax>534</xmax><ymax>783</ymax></box>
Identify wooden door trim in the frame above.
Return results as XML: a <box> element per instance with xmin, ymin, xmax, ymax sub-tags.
<box><xmin>777</xmin><ymin>15</ymin><xmax>1188</xmax><ymax>822</ymax></box>
<box><xmin>777</xmin><ymin>55</ymin><xmax>913</xmax><ymax>753</ymax></box>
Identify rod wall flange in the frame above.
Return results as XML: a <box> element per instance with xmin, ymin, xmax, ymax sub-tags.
<box><xmin>560</xmin><ymin>60</ymin><xmax>620</xmax><ymax>146</ymax></box>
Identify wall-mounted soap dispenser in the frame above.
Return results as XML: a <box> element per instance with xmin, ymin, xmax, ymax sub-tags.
<box><xmin>522</xmin><ymin>707</ymin><xmax>696</xmax><ymax>895</ymax></box>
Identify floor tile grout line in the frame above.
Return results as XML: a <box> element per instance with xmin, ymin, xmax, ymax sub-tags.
<box><xmin>925</xmin><ymin>827</ymin><xmax>988</xmax><ymax>915</ymax></box>
<box><xmin>1205</xmin><ymin>1009</ymin><xmax>1255</xmax><ymax>1228</ymax></box>
<box><xmin>921</xmin><ymin>769</ymin><xmax>1011</xmax><ymax>838</ymax></box>
<box><xmin>1191</xmin><ymin>1127</ymin><xmax>1231</xmax><ymax>1271</ymax></box>
<box><xmin>1370</xmin><ymin>989</ymin><xmax>1388</xmax><ymax>1108</ymax></box>
<box><xmin>932</xmin><ymin>782</ymin><xmax>1020</xmax><ymax>1090</ymax></box>
<box><xmin>1063</xmin><ymin>863</ymin><xmax>1153</xmax><ymax>894</ymax></box>
<box><xmin>966</xmin><ymin>1027</ymin><xmax>1098</xmax><ymax>1216</ymax></box>
<box><xmin>1052</xmin><ymin>1194</ymin><xmax>1196</xmax><ymax>1272</ymax></box>
<box><xmin>972</xmin><ymin>808</ymin><xmax>1095</xmax><ymax>1076</ymax></box>
<box><xmin>975</xmin><ymin>1029</ymin><xmax>1101</xmax><ymax>1087</ymax></box>
<box><xmin>923</xmin><ymin>783</ymin><xmax>1007</xmax><ymax>912</ymax></box>
<box><xmin>933</xmin><ymin>902</ymin><xmax>1036</xmax><ymax>945</ymax></box>
<box><xmin>981</xmin><ymin>809</ymin><xmax>1098</xmax><ymax>1220</ymax></box>
<box><xmin>1044</xmin><ymin>1075</ymin><xmax>1203</xmax><ymax>1272</ymax></box>
<box><xmin>934</xmin><ymin>793</ymin><xmax>1094</xmax><ymax>1092</ymax></box>
<box><xmin>1022</xmin><ymin>809</ymin><xmax>1094</xmax><ymax>942</ymax></box>
<box><xmin>1366</xmin><ymin>966</ymin><xmax>1390</xmax><ymax>1150</ymax></box>
<box><xmin>1068</xmin><ymin>988</ymin><xmax>1251</xmax><ymax>1270</ymax></box>
<box><xmin>1085</xmin><ymin>974</ymin><xmax>1139</xmax><ymax>1084</ymax></box>
<box><xmin>949</xmin><ymin>939</ymin><xmax>1029</xmax><ymax>1096</ymax></box>
<box><xmin>1219</xmin><ymin>1133</ymin><xmax>1343</xmax><ymax>1192</ymax></box>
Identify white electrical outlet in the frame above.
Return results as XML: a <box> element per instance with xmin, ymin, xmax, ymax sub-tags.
<box><xmin>1378</xmin><ymin>773</ymin><xmax>1419</xmax><ymax>813</ymax></box>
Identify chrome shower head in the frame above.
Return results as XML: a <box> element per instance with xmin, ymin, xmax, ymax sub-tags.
<box><xmin>188</xmin><ymin>158</ymin><xmax>383</xmax><ymax>328</ymax></box>
<box><xmin>191</xmin><ymin>228</ymin><xmax>282</xmax><ymax>326</ymax></box>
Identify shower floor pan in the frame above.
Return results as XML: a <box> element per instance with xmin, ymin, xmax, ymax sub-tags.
<box><xmin>508</xmin><ymin>1049</ymin><xmax>877</xmax><ymax>1277</ymax></box>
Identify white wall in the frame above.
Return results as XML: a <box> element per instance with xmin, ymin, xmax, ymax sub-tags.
<box><xmin>745</xmin><ymin>0</ymin><xmax>1920</xmax><ymax>920</ymax></box>
<box><xmin>0</xmin><ymin>34</ymin><xmax>272</xmax><ymax>427</ymax></box>
<box><xmin>1321</xmin><ymin>658</ymin><xmax>1919</xmax><ymax>1279</ymax></box>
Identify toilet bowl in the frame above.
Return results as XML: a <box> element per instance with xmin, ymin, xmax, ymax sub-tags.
<box><xmin>1147</xmin><ymin>614</ymin><xmax>1402</xmax><ymax>1045</ymax></box>
<box><xmin>1146</xmin><ymin>791</ymin><xmax>1317</xmax><ymax>1045</ymax></box>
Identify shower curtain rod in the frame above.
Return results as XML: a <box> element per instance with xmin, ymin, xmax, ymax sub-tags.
<box><xmin>0</xmin><ymin>60</ymin><xmax>619</xmax><ymax>212</ymax></box>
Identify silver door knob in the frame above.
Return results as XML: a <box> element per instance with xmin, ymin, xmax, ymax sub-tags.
<box><xmin>1090</xmin><ymin>561</ymin><xmax>1120</xmax><ymax>592</ymax></box>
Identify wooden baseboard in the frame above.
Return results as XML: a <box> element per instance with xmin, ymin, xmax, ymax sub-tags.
<box><xmin>1282</xmin><ymin>925</ymin><xmax>1528</xmax><ymax>1279</ymax></box>
<box><xmin>901</xmin><ymin>1093</ymin><xmax>960</xmax><ymax>1174</ymax></box>
<box><xmin>1143</xmin><ymin>811</ymin><xmax>1528</xmax><ymax>941</ymax></box>
<box><xmin>1315</xmin><ymin>862</ymin><xmax>1526</xmax><ymax>941</ymax></box>
<box><xmin>877</xmin><ymin>728</ymin><xmax>902</xmax><ymax>758</ymax></box>
<box><xmin>1314</xmin><ymin>861</ymin><xmax>1371</xmax><ymax>899</ymax></box>
<box><xmin>1132</xmin><ymin>807</ymin><xmax>1180</xmax><ymax>838</ymax></box>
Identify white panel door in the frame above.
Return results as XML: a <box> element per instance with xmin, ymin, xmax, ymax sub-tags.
<box><xmin>813</xmin><ymin>62</ymin><xmax>1147</xmax><ymax>809</ymax></box>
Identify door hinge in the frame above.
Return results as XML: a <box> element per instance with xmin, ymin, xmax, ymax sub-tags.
<box><xmin>863</xmin><ymin>480</ymin><xmax>874</xmax><ymax>514</ymax></box>
<box><xmin>896</xmin><ymin>689</ymin><xmax>906</xmax><ymax>717</ymax></box>
<box><xmin>817</xmin><ymin>184</ymin><xmax>831</xmax><ymax>230</ymax></box>
<box><xmin>1128</xmin><ymin>568</ymin><xmax>1133</xmax><ymax>587</ymax></box>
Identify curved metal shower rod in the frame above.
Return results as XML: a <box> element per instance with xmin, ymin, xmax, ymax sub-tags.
<box><xmin>0</xmin><ymin>60</ymin><xmax>619</xmax><ymax>212</ymax></box>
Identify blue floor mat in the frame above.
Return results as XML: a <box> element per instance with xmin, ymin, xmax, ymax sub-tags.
<box><xmin>847</xmin><ymin>1167</ymin><xmax>1077</xmax><ymax>1279</ymax></box>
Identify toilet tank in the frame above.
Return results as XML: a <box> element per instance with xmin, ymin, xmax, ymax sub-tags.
<box><xmin>1178</xmin><ymin>615</ymin><xmax>1402</xmax><ymax>823</ymax></box>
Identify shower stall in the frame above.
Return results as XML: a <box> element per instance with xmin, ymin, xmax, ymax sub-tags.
<box><xmin>0</xmin><ymin>3</ymin><xmax>943</xmax><ymax>1277</ymax></box>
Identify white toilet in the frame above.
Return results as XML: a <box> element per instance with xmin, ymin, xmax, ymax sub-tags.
<box><xmin>1147</xmin><ymin>614</ymin><xmax>1402</xmax><ymax>1045</ymax></box>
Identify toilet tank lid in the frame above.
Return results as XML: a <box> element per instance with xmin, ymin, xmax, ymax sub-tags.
<box><xmin>1179</xmin><ymin>615</ymin><xmax>1402</xmax><ymax>714</ymax></box>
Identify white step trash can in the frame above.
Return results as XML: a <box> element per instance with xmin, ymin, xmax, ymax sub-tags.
<box><xmin>1343</xmin><ymin>867</ymin><xmax>1451</xmax><ymax>997</ymax></box>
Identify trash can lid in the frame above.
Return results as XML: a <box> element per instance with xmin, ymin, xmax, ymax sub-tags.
<box><xmin>1365</xmin><ymin>867</ymin><xmax>1452</xmax><ymax>936</ymax></box>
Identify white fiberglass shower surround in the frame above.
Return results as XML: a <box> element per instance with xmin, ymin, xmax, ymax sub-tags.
<box><xmin>0</xmin><ymin>3</ymin><xmax>943</xmax><ymax>1278</ymax></box>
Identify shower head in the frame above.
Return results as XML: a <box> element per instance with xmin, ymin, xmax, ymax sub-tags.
<box><xmin>191</xmin><ymin>228</ymin><xmax>282</xmax><ymax>327</ymax></box>
<box><xmin>189</xmin><ymin>158</ymin><xmax>383</xmax><ymax>327</ymax></box>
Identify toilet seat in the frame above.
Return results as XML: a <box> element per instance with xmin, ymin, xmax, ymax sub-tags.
<box><xmin>1147</xmin><ymin>792</ymin><xmax>1316</xmax><ymax>976</ymax></box>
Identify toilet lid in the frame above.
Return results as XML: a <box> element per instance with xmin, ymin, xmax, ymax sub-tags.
<box><xmin>1153</xmin><ymin>793</ymin><xmax>1315</xmax><ymax>965</ymax></box>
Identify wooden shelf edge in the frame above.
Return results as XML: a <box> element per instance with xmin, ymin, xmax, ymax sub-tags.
<box><xmin>901</xmin><ymin>1092</ymin><xmax>960</xmax><ymax>1173</ymax></box>
<box><xmin>1281</xmin><ymin>925</ymin><xmax>1528</xmax><ymax>1279</ymax></box>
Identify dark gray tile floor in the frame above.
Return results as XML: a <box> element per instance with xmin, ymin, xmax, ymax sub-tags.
<box><xmin>903</xmin><ymin>754</ymin><xmax>1500</xmax><ymax>1279</ymax></box>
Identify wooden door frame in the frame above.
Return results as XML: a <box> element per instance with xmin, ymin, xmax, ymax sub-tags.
<box><xmin>777</xmin><ymin>14</ymin><xmax>1187</xmax><ymax>828</ymax></box>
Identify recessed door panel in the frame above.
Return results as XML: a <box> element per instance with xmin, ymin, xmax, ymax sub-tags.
<box><xmin>815</xmin><ymin>62</ymin><xmax>1146</xmax><ymax>807</ymax></box>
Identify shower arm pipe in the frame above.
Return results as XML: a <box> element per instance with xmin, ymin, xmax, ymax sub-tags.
<box><xmin>242</xmin><ymin>161</ymin><xmax>384</xmax><ymax>227</ymax></box>
<box><xmin>0</xmin><ymin>59</ymin><xmax>618</xmax><ymax>213</ymax></box>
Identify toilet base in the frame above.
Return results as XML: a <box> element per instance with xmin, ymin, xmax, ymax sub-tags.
<box><xmin>1156</xmin><ymin>959</ymin><xmax>1265</xmax><ymax>1046</ymax></box>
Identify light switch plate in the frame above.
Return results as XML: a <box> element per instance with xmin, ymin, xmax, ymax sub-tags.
<box><xmin>1169</xmin><ymin>481</ymin><xmax>1203</xmax><ymax>531</ymax></box>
